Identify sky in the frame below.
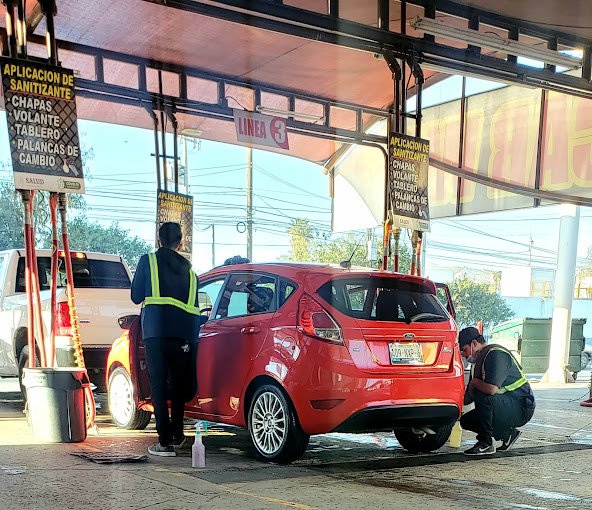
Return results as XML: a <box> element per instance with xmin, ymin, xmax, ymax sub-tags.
<box><xmin>1</xmin><ymin>77</ymin><xmax>592</xmax><ymax>280</ymax></box>
<box><xmin>0</xmin><ymin>112</ymin><xmax>333</xmax><ymax>273</ymax></box>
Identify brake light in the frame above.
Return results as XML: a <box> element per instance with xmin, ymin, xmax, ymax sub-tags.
<box><xmin>56</xmin><ymin>302</ymin><xmax>72</xmax><ymax>336</ymax></box>
<box><xmin>297</xmin><ymin>294</ymin><xmax>344</xmax><ymax>345</ymax></box>
<box><xmin>58</xmin><ymin>251</ymin><xmax>86</xmax><ymax>259</ymax></box>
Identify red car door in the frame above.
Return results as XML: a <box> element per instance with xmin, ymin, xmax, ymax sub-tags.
<box><xmin>195</xmin><ymin>272</ymin><xmax>278</xmax><ymax>418</ymax></box>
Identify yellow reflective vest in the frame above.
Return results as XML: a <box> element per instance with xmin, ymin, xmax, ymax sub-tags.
<box><xmin>144</xmin><ymin>252</ymin><xmax>199</xmax><ymax>315</ymax></box>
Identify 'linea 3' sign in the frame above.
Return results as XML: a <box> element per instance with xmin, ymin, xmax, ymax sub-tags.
<box><xmin>0</xmin><ymin>58</ymin><xmax>84</xmax><ymax>193</ymax></box>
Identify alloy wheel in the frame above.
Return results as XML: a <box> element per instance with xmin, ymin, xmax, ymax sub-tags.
<box><xmin>251</xmin><ymin>390</ymin><xmax>287</xmax><ymax>454</ymax></box>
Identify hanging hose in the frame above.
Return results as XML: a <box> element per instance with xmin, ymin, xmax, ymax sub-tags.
<box><xmin>410</xmin><ymin>230</ymin><xmax>419</xmax><ymax>275</ymax></box>
<box><xmin>58</xmin><ymin>196</ymin><xmax>83</xmax><ymax>368</ymax></box>
<box><xmin>48</xmin><ymin>193</ymin><xmax>59</xmax><ymax>368</ymax></box>
<box><xmin>393</xmin><ymin>227</ymin><xmax>401</xmax><ymax>273</ymax></box>
<box><xmin>416</xmin><ymin>232</ymin><xmax>423</xmax><ymax>277</ymax></box>
<box><xmin>382</xmin><ymin>218</ymin><xmax>391</xmax><ymax>270</ymax></box>
<box><xmin>57</xmin><ymin>194</ymin><xmax>95</xmax><ymax>429</ymax></box>
<box><xmin>28</xmin><ymin>200</ymin><xmax>47</xmax><ymax>367</ymax></box>
<box><xmin>21</xmin><ymin>191</ymin><xmax>36</xmax><ymax>368</ymax></box>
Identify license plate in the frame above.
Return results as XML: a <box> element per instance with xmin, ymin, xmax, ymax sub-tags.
<box><xmin>388</xmin><ymin>342</ymin><xmax>424</xmax><ymax>365</ymax></box>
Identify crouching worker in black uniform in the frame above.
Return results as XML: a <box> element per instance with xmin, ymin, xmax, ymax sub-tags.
<box><xmin>131</xmin><ymin>222</ymin><xmax>200</xmax><ymax>457</ymax></box>
<box><xmin>459</xmin><ymin>326</ymin><xmax>536</xmax><ymax>456</ymax></box>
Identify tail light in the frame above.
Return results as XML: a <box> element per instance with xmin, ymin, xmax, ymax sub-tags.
<box><xmin>56</xmin><ymin>302</ymin><xmax>72</xmax><ymax>336</ymax></box>
<box><xmin>297</xmin><ymin>294</ymin><xmax>344</xmax><ymax>345</ymax></box>
<box><xmin>59</xmin><ymin>251</ymin><xmax>86</xmax><ymax>259</ymax></box>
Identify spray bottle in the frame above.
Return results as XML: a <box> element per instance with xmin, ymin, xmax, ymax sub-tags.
<box><xmin>192</xmin><ymin>421</ymin><xmax>206</xmax><ymax>468</ymax></box>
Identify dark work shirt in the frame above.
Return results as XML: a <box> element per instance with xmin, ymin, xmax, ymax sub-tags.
<box><xmin>481</xmin><ymin>348</ymin><xmax>535</xmax><ymax>402</ymax></box>
<box><xmin>131</xmin><ymin>247</ymin><xmax>200</xmax><ymax>341</ymax></box>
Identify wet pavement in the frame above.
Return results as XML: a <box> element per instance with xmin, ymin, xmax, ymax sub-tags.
<box><xmin>1</xmin><ymin>374</ymin><xmax>592</xmax><ymax>510</ymax></box>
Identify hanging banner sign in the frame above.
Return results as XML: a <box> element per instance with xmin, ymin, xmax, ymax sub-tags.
<box><xmin>156</xmin><ymin>190</ymin><xmax>194</xmax><ymax>261</ymax></box>
<box><xmin>0</xmin><ymin>58</ymin><xmax>84</xmax><ymax>193</ymax></box>
<box><xmin>233</xmin><ymin>109</ymin><xmax>289</xmax><ymax>150</ymax></box>
<box><xmin>388</xmin><ymin>132</ymin><xmax>431</xmax><ymax>232</ymax></box>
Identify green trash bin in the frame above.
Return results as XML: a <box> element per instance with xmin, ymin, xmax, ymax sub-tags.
<box><xmin>490</xmin><ymin>318</ymin><xmax>586</xmax><ymax>374</ymax></box>
<box><xmin>22</xmin><ymin>367</ymin><xmax>89</xmax><ymax>443</ymax></box>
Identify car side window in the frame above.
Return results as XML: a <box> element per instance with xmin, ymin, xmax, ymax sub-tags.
<box><xmin>198</xmin><ymin>278</ymin><xmax>226</xmax><ymax>316</ymax></box>
<box><xmin>216</xmin><ymin>273</ymin><xmax>277</xmax><ymax>319</ymax></box>
<box><xmin>278</xmin><ymin>278</ymin><xmax>298</xmax><ymax>307</ymax></box>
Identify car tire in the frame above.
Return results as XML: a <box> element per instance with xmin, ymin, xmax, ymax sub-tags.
<box><xmin>581</xmin><ymin>351</ymin><xmax>591</xmax><ymax>371</ymax></box>
<box><xmin>108</xmin><ymin>367</ymin><xmax>151</xmax><ymax>430</ymax></box>
<box><xmin>247</xmin><ymin>384</ymin><xmax>309</xmax><ymax>464</ymax></box>
<box><xmin>18</xmin><ymin>345</ymin><xmax>40</xmax><ymax>402</ymax></box>
<box><xmin>395</xmin><ymin>422</ymin><xmax>455</xmax><ymax>453</ymax></box>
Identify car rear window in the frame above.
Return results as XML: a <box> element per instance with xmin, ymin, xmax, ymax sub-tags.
<box><xmin>16</xmin><ymin>256</ymin><xmax>131</xmax><ymax>292</ymax></box>
<box><xmin>317</xmin><ymin>277</ymin><xmax>449</xmax><ymax>323</ymax></box>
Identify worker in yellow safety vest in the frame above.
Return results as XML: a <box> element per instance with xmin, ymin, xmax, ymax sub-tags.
<box><xmin>459</xmin><ymin>326</ymin><xmax>536</xmax><ymax>456</ymax></box>
<box><xmin>131</xmin><ymin>222</ymin><xmax>200</xmax><ymax>457</ymax></box>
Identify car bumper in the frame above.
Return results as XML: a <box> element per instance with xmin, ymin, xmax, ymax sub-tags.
<box><xmin>285</xmin><ymin>366</ymin><xmax>464</xmax><ymax>435</ymax></box>
<box><xmin>332</xmin><ymin>404</ymin><xmax>460</xmax><ymax>433</ymax></box>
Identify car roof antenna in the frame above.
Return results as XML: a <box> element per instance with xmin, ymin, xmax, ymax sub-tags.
<box><xmin>339</xmin><ymin>237</ymin><xmax>364</xmax><ymax>269</ymax></box>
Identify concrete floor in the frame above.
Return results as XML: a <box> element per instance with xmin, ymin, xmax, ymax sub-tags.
<box><xmin>1</xmin><ymin>374</ymin><xmax>592</xmax><ymax>510</ymax></box>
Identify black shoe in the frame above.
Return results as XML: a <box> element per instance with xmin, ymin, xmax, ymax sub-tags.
<box><xmin>148</xmin><ymin>443</ymin><xmax>176</xmax><ymax>457</ymax></box>
<box><xmin>463</xmin><ymin>441</ymin><xmax>496</xmax><ymax>456</ymax></box>
<box><xmin>498</xmin><ymin>429</ymin><xmax>521</xmax><ymax>451</ymax></box>
<box><xmin>172</xmin><ymin>435</ymin><xmax>187</xmax><ymax>450</ymax></box>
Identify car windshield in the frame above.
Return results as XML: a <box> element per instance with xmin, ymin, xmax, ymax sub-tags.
<box><xmin>317</xmin><ymin>276</ymin><xmax>449</xmax><ymax>323</ymax></box>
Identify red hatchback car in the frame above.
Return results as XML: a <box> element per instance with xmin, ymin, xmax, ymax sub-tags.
<box><xmin>107</xmin><ymin>262</ymin><xmax>464</xmax><ymax>463</ymax></box>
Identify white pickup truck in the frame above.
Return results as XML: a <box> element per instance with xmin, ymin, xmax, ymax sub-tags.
<box><xmin>0</xmin><ymin>249</ymin><xmax>139</xmax><ymax>390</ymax></box>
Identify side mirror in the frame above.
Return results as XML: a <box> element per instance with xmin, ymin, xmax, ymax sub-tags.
<box><xmin>118</xmin><ymin>314</ymin><xmax>139</xmax><ymax>330</ymax></box>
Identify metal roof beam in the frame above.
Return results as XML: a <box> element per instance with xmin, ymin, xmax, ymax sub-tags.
<box><xmin>9</xmin><ymin>32</ymin><xmax>388</xmax><ymax>146</ymax></box>
<box><xmin>143</xmin><ymin>0</ymin><xmax>592</xmax><ymax>98</ymax></box>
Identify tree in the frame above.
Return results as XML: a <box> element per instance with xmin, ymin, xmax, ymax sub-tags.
<box><xmin>56</xmin><ymin>216</ymin><xmax>151</xmax><ymax>269</ymax></box>
<box><xmin>286</xmin><ymin>218</ymin><xmax>314</xmax><ymax>262</ymax></box>
<box><xmin>0</xmin><ymin>149</ymin><xmax>90</xmax><ymax>251</ymax></box>
<box><xmin>0</xmin><ymin>182</ymin><xmax>25</xmax><ymax>251</ymax></box>
<box><xmin>447</xmin><ymin>276</ymin><xmax>514</xmax><ymax>329</ymax></box>
<box><xmin>283</xmin><ymin>218</ymin><xmax>411</xmax><ymax>271</ymax></box>
<box><xmin>581</xmin><ymin>245</ymin><xmax>592</xmax><ymax>276</ymax></box>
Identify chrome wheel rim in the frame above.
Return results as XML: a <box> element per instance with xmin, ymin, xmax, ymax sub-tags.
<box><xmin>251</xmin><ymin>391</ymin><xmax>287</xmax><ymax>455</ymax></box>
<box><xmin>109</xmin><ymin>371</ymin><xmax>134</xmax><ymax>425</ymax></box>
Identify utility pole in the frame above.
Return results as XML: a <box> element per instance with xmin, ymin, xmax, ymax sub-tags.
<box><xmin>211</xmin><ymin>223</ymin><xmax>215</xmax><ymax>268</ymax></box>
<box><xmin>246</xmin><ymin>147</ymin><xmax>253</xmax><ymax>261</ymax></box>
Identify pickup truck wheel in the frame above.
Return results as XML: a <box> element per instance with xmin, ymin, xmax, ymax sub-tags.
<box><xmin>395</xmin><ymin>422</ymin><xmax>454</xmax><ymax>453</ymax></box>
<box><xmin>18</xmin><ymin>346</ymin><xmax>40</xmax><ymax>402</ymax></box>
<box><xmin>108</xmin><ymin>367</ymin><xmax>151</xmax><ymax>430</ymax></box>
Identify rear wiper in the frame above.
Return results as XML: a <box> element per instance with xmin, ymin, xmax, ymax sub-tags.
<box><xmin>408</xmin><ymin>313</ymin><xmax>447</xmax><ymax>323</ymax></box>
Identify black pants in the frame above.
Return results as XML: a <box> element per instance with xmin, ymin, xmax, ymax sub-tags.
<box><xmin>144</xmin><ymin>337</ymin><xmax>196</xmax><ymax>446</ymax></box>
<box><xmin>460</xmin><ymin>392</ymin><xmax>535</xmax><ymax>446</ymax></box>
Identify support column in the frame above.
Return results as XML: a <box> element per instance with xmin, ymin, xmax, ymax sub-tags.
<box><xmin>543</xmin><ymin>204</ymin><xmax>580</xmax><ymax>383</ymax></box>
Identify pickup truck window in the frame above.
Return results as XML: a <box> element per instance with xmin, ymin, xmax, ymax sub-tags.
<box><xmin>16</xmin><ymin>256</ymin><xmax>131</xmax><ymax>292</ymax></box>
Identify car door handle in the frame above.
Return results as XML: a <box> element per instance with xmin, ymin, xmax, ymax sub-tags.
<box><xmin>241</xmin><ymin>327</ymin><xmax>260</xmax><ymax>334</ymax></box>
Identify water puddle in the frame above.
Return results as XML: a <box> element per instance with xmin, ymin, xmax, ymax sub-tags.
<box><xmin>0</xmin><ymin>465</ymin><xmax>26</xmax><ymax>475</ymax></box>
<box><xmin>508</xmin><ymin>504</ymin><xmax>548</xmax><ymax>510</ymax></box>
<box><xmin>324</xmin><ymin>433</ymin><xmax>400</xmax><ymax>449</ymax></box>
<box><xmin>518</xmin><ymin>488</ymin><xmax>578</xmax><ymax>501</ymax></box>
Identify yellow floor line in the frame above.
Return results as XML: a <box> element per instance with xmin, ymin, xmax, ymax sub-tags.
<box><xmin>150</xmin><ymin>467</ymin><xmax>315</xmax><ymax>510</ymax></box>
<box><xmin>218</xmin><ymin>485</ymin><xmax>316</xmax><ymax>510</ymax></box>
